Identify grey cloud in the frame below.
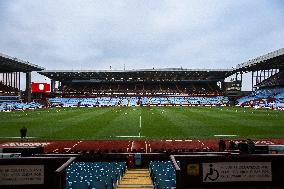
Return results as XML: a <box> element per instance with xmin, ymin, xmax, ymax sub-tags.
<box><xmin>0</xmin><ymin>0</ymin><xmax>283</xmax><ymax>90</ymax></box>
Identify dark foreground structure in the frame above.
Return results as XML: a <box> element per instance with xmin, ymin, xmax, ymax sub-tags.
<box><xmin>2</xmin><ymin>149</ymin><xmax>284</xmax><ymax>189</ymax></box>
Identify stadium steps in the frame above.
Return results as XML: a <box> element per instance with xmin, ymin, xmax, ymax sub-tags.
<box><xmin>117</xmin><ymin>168</ymin><xmax>154</xmax><ymax>189</ymax></box>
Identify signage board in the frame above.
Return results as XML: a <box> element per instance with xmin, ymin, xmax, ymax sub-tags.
<box><xmin>0</xmin><ymin>165</ymin><xmax>44</xmax><ymax>185</ymax></box>
<box><xmin>224</xmin><ymin>81</ymin><xmax>242</xmax><ymax>92</ymax></box>
<box><xmin>202</xmin><ymin>162</ymin><xmax>272</xmax><ymax>182</ymax></box>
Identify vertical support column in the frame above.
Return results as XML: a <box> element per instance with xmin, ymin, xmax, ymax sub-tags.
<box><xmin>9</xmin><ymin>72</ymin><xmax>11</xmax><ymax>86</ymax></box>
<box><xmin>25</xmin><ymin>72</ymin><xmax>32</xmax><ymax>102</ymax></box>
<box><xmin>13</xmin><ymin>72</ymin><xmax>16</xmax><ymax>89</ymax></box>
<box><xmin>18</xmin><ymin>72</ymin><xmax>21</xmax><ymax>95</ymax></box>
<box><xmin>10</xmin><ymin>72</ymin><xmax>13</xmax><ymax>87</ymax></box>
<box><xmin>220</xmin><ymin>80</ymin><xmax>224</xmax><ymax>91</ymax></box>
<box><xmin>14</xmin><ymin>72</ymin><xmax>17</xmax><ymax>89</ymax></box>
<box><xmin>5</xmin><ymin>73</ymin><xmax>7</xmax><ymax>85</ymax></box>
<box><xmin>256</xmin><ymin>71</ymin><xmax>259</xmax><ymax>84</ymax></box>
<box><xmin>51</xmin><ymin>79</ymin><xmax>55</xmax><ymax>93</ymax></box>
<box><xmin>251</xmin><ymin>71</ymin><xmax>254</xmax><ymax>91</ymax></box>
<box><xmin>7</xmin><ymin>73</ymin><xmax>9</xmax><ymax>86</ymax></box>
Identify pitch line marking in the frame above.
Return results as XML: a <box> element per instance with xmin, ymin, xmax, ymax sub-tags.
<box><xmin>130</xmin><ymin>141</ymin><xmax>134</xmax><ymax>152</ymax></box>
<box><xmin>214</xmin><ymin>135</ymin><xmax>238</xmax><ymax>137</ymax></box>
<box><xmin>0</xmin><ymin>137</ymin><xmax>38</xmax><ymax>139</ymax></box>
<box><xmin>116</xmin><ymin>135</ymin><xmax>145</xmax><ymax>138</ymax></box>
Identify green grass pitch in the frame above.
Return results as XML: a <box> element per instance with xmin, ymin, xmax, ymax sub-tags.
<box><xmin>0</xmin><ymin>106</ymin><xmax>284</xmax><ymax>140</ymax></box>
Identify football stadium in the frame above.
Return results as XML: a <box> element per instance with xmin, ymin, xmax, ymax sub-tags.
<box><xmin>1</xmin><ymin>1</ymin><xmax>284</xmax><ymax>189</ymax></box>
<box><xmin>1</xmin><ymin>48</ymin><xmax>284</xmax><ymax>188</ymax></box>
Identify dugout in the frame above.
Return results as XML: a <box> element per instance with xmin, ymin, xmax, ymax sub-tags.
<box><xmin>171</xmin><ymin>154</ymin><xmax>284</xmax><ymax>189</ymax></box>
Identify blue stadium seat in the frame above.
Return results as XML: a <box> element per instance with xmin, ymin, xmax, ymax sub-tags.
<box><xmin>71</xmin><ymin>180</ymin><xmax>89</xmax><ymax>189</ymax></box>
<box><xmin>48</xmin><ymin>95</ymin><xmax>229</xmax><ymax>108</ymax></box>
<box><xmin>149</xmin><ymin>161</ymin><xmax>176</xmax><ymax>189</ymax></box>
<box><xmin>90</xmin><ymin>180</ymin><xmax>106</xmax><ymax>189</ymax></box>
<box><xmin>237</xmin><ymin>87</ymin><xmax>284</xmax><ymax>109</ymax></box>
<box><xmin>66</xmin><ymin>162</ymin><xmax>126</xmax><ymax>189</ymax></box>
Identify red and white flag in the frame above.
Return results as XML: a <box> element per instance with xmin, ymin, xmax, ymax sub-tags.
<box><xmin>32</xmin><ymin>82</ymin><xmax>51</xmax><ymax>93</ymax></box>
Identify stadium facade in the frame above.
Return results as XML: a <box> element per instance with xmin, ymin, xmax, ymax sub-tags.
<box><xmin>1</xmin><ymin>48</ymin><xmax>283</xmax><ymax>109</ymax></box>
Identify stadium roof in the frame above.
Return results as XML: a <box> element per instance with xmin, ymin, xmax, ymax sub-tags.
<box><xmin>39</xmin><ymin>68</ymin><xmax>233</xmax><ymax>82</ymax></box>
<box><xmin>0</xmin><ymin>52</ymin><xmax>44</xmax><ymax>72</ymax></box>
<box><xmin>234</xmin><ymin>48</ymin><xmax>284</xmax><ymax>72</ymax></box>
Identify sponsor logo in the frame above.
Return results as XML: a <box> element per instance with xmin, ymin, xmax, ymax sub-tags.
<box><xmin>0</xmin><ymin>142</ymin><xmax>50</xmax><ymax>148</ymax></box>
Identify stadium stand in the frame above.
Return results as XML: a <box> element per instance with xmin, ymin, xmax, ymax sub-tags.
<box><xmin>0</xmin><ymin>53</ymin><xmax>44</xmax><ymax>102</ymax></box>
<box><xmin>257</xmin><ymin>71</ymin><xmax>284</xmax><ymax>88</ymax></box>
<box><xmin>58</xmin><ymin>81</ymin><xmax>223</xmax><ymax>96</ymax></box>
<box><xmin>49</xmin><ymin>96</ymin><xmax>229</xmax><ymax>107</ymax></box>
<box><xmin>0</xmin><ymin>101</ymin><xmax>43</xmax><ymax>111</ymax></box>
<box><xmin>39</xmin><ymin>69</ymin><xmax>231</xmax><ymax>96</ymax></box>
<box><xmin>237</xmin><ymin>87</ymin><xmax>284</xmax><ymax>109</ymax></box>
<box><xmin>0</xmin><ymin>81</ymin><xmax>19</xmax><ymax>96</ymax></box>
<box><xmin>0</xmin><ymin>95</ymin><xmax>19</xmax><ymax>102</ymax></box>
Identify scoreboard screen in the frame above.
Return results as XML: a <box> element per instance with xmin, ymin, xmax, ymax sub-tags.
<box><xmin>224</xmin><ymin>81</ymin><xmax>242</xmax><ymax>92</ymax></box>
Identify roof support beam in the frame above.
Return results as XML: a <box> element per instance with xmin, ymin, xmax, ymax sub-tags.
<box><xmin>25</xmin><ymin>72</ymin><xmax>31</xmax><ymax>102</ymax></box>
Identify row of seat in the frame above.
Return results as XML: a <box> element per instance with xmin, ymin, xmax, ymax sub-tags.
<box><xmin>0</xmin><ymin>101</ymin><xmax>42</xmax><ymax>111</ymax></box>
<box><xmin>149</xmin><ymin>161</ymin><xmax>176</xmax><ymax>189</ymax></box>
<box><xmin>66</xmin><ymin>162</ymin><xmax>126</xmax><ymax>189</ymax></box>
<box><xmin>49</xmin><ymin>96</ymin><xmax>229</xmax><ymax>107</ymax></box>
<box><xmin>237</xmin><ymin>87</ymin><xmax>284</xmax><ymax>109</ymax></box>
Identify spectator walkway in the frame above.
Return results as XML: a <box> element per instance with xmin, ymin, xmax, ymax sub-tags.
<box><xmin>117</xmin><ymin>169</ymin><xmax>153</xmax><ymax>189</ymax></box>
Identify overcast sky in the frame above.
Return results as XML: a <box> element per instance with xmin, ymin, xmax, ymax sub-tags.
<box><xmin>0</xmin><ymin>0</ymin><xmax>284</xmax><ymax>90</ymax></box>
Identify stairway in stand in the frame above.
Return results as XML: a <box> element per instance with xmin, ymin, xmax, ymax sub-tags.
<box><xmin>117</xmin><ymin>168</ymin><xmax>154</xmax><ymax>189</ymax></box>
